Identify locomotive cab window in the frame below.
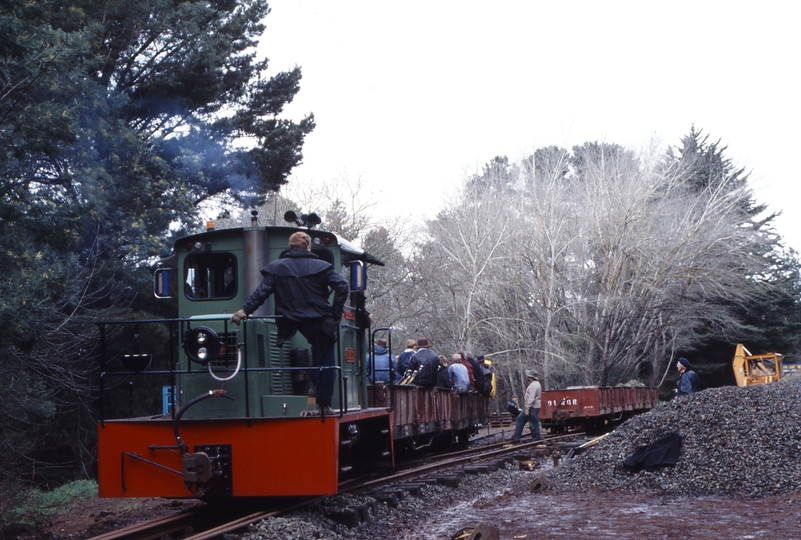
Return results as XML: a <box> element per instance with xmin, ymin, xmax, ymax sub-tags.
<box><xmin>185</xmin><ymin>253</ymin><xmax>237</xmax><ymax>300</ymax></box>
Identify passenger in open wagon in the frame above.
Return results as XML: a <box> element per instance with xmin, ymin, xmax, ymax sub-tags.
<box><xmin>409</xmin><ymin>338</ymin><xmax>439</xmax><ymax>386</ymax></box>
<box><xmin>449</xmin><ymin>354</ymin><xmax>470</xmax><ymax>393</ymax></box>
<box><xmin>230</xmin><ymin>231</ymin><xmax>349</xmax><ymax>413</ymax></box>
<box><xmin>396</xmin><ymin>339</ymin><xmax>418</xmax><ymax>379</ymax></box>
<box><xmin>367</xmin><ymin>337</ymin><xmax>396</xmax><ymax>384</ymax></box>
<box><xmin>510</xmin><ymin>369</ymin><xmax>542</xmax><ymax>443</ymax></box>
<box><xmin>435</xmin><ymin>355</ymin><xmax>452</xmax><ymax>390</ymax></box>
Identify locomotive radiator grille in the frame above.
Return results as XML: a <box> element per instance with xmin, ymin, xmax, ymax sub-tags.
<box><xmin>209</xmin><ymin>331</ymin><xmax>239</xmax><ymax>369</ymax></box>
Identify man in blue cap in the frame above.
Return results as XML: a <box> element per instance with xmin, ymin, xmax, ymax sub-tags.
<box><xmin>675</xmin><ymin>357</ymin><xmax>700</xmax><ymax>396</ymax></box>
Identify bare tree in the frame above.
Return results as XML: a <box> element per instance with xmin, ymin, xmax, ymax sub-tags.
<box><xmin>410</xmin><ymin>141</ymin><xmax>777</xmax><ymax>393</ymax></box>
<box><xmin>411</xmin><ymin>164</ymin><xmax>522</xmax><ymax>356</ymax></box>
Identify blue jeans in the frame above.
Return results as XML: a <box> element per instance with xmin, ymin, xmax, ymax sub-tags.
<box><xmin>512</xmin><ymin>407</ymin><xmax>541</xmax><ymax>440</ymax></box>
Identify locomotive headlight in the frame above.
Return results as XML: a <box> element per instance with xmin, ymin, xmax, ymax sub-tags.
<box><xmin>183</xmin><ymin>326</ymin><xmax>220</xmax><ymax>365</ymax></box>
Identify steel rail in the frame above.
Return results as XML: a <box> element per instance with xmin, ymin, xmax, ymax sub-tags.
<box><xmin>350</xmin><ymin>432</ymin><xmax>583</xmax><ymax>493</ymax></box>
<box><xmin>86</xmin><ymin>509</ymin><xmax>202</xmax><ymax>540</ymax></box>
<box><xmin>181</xmin><ymin>499</ymin><xmax>317</xmax><ymax>540</ymax></box>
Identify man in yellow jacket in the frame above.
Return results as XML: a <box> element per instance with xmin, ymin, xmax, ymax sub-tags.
<box><xmin>478</xmin><ymin>356</ymin><xmax>496</xmax><ymax>398</ymax></box>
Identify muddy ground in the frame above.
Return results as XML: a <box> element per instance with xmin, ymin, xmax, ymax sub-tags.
<box><xmin>28</xmin><ymin>476</ymin><xmax>801</xmax><ymax>540</ymax></box>
<box><xmin>414</xmin><ymin>490</ymin><xmax>801</xmax><ymax>540</ymax></box>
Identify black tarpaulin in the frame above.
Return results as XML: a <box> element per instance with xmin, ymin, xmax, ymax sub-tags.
<box><xmin>621</xmin><ymin>432</ymin><xmax>683</xmax><ymax>472</ymax></box>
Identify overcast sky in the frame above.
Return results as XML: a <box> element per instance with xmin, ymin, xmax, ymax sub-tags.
<box><xmin>258</xmin><ymin>1</ymin><xmax>801</xmax><ymax>251</ymax></box>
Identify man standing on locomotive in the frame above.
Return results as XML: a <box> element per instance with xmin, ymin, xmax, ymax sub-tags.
<box><xmin>230</xmin><ymin>231</ymin><xmax>349</xmax><ymax>415</ymax></box>
<box><xmin>510</xmin><ymin>369</ymin><xmax>542</xmax><ymax>443</ymax></box>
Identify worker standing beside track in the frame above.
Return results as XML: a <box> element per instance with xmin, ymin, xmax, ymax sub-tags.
<box><xmin>674</xmin><ymin>357</ymin><xmax>700</xmax><ymax>396</ymax></box>
<box><xmin>510</xmin><ymin>370</ymin><xmax>542</xmax><ymax>443</ymax></box>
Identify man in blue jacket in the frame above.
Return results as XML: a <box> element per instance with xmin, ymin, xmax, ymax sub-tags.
<box><xmin>396</xmin><ymin>339</ymin><xmax>418</xmax><ymax>379</ymax></box>
<box><xmin>367</xmin><ymin>338</ymin><xmax>396</xmax><ymax>384</ymax></box>
<box><xmin>231</xmin><ymin>231</ymin><xmax>349</xmax><ymax>414</ymax></box>
<box><xmin>675</xmin><ymin>357</ymin><xmax>701</xmax><ymax>396</ymax></box>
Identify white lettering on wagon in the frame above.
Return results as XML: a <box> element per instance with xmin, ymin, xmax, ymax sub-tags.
<box><xmin>547</xmin><ymin>398</ymin><xmax>578</xmax><ymax>407</ymax></box>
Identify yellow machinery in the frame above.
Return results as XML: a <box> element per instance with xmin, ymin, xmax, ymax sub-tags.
<box><xmin>732</xmin><ymin>343</ymin><xmax>783</xmax><ymax>386</ymax></box>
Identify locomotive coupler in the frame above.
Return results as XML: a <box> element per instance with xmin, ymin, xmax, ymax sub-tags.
<box><xmin>183</xmin><ymin>452</ymin><xmax>213</xmax><ymax>486</ymax></box>
<box><xmin>181</xmin><ymin>444</ymin><xmax>233</xmax><ymax>497</ymax></box>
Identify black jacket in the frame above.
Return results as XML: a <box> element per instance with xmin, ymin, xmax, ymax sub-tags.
<box><xmin>435</xmin><ymin>365</ymin><xmax>452</xmax><ymax>389</ymax></box>
<box><xmin>507</xmin><ymin>400</ymin><xmax>521</xmax><ymax>416</ymax></box>
<box><xmin>409</xmin><ymin>348</ymin><xmax>439</xmax><ymax>387</ymax></box>
<box><xmin>242</xmin><ymin>250</ymin><xmax>349</xmax><ymax>322</ymax></box>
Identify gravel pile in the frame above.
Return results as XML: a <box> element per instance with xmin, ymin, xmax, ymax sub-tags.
<box><xmin>547</xmin><ymin>373</ymin><xmax>801</xmax><ymax>497</ymax></box>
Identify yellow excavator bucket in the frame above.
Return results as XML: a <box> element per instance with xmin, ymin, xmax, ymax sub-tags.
<box><xmin>732</xmin><ymin>343</ymin><xmax>783</xmax><ymax>387</ymax></box>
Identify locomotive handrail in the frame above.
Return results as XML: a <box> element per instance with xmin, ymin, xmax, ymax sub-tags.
<box><xmin>369</xmin><ymin>327</ymin><xmax>395</xmax><ymax>412</ymax></box>
<box><xmin>96</xmin><ymin>315</ymin><xmax>348</xmax><ymax>422</ymax></box>
<box><xmin>95</xmin><ymin>315</ymin><xmax>282</xmax><ymax>325</ymax></box>
<box><xmin>207</xmin><ymin>347</ymin><xmax>242</xmax><ymax>382</ymax></box>
<box><xmin>100</xmin><ymin>366</ymin><xmax>342</xmax><ymax>376</ymax></box>
<box><xmin>335</xmin><ymin>321</ymin><xmax>344</xmax><ymax>419</ymax></box>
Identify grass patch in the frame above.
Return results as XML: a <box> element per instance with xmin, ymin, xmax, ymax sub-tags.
<box><xmin>7</xmin><ymin>480</ymin><xmax>98</xmax><ymax>524</ymax></box>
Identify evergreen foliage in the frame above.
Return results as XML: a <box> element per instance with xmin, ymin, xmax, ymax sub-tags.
<box><xmin>665</xmin><ymin>128</ymin><xmax>801</xmax><ymax>392</ymax></box>
<box><xmin>0</xmin><ymin>0</ymin><xmax>312</xmax><ymax>499</ymax></box>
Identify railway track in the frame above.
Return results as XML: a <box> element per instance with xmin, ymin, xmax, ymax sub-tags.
<box><xmin>86</xmin><ymin>509</ymin><xmax>205</xmax><ymax>540</ymax></box>
<box><xmin>87</xmin><ymin>431</ymin><xmax>584</xmax><ymax>540</ymax></box>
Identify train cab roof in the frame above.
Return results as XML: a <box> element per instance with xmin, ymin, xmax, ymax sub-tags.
<box><xmin>172</xmin><ymin>225</ymin><xmax>384</xmax><ymax>266</ymax></box>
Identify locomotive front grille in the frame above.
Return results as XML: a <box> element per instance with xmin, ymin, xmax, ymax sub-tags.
<box><xmin>209</xmin><ymin>331</ymin><xmax>239</xmax><ymax>369</ymax></box>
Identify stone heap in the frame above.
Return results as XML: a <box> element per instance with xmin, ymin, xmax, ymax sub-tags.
<box><xmin>547</xmin><ymin>373</ymin><xmax>801</xmax><ymax>497</ymax></box>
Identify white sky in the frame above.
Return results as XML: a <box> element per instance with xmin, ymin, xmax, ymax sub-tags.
<box><xmin>258</xmin><ymin>1</ymin><xmax>801</xmax><ymax>251</ymax></box>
